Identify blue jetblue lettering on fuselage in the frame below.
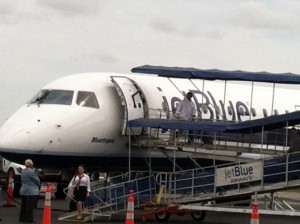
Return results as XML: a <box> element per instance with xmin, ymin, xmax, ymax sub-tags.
<box><xmin>169</xmin><ymin>89</ymin><xmax>251</xmax><ymax>122</ymax></box>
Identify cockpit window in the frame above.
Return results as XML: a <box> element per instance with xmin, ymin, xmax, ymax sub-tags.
<box><xmin>76</xmin><ymin>91</ymin><xmax>99</xmax><ymax>109</ymax></box>
<box><xmin>30</xmin><ymin>90</ymin><xmax>74</xmax><ymax>105</ymax></box>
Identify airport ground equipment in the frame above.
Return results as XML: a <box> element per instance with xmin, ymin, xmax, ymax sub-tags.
<box><xmin>137</xmin><ymin>152</ymin><xmax>300</xmax><ymax>222</ymax></box>
<box><xmin>124</xmin><ymin>190</ymin><xmax>134</xmax><ymax>224</ymax></box>
<box><xmin>41</xmin><ymin>183</ymin><xmax>54</xmax><ymax>224</ymax></box>
<box><xmin>58</xmin><ymin>110</ymin><xmax>300</xmax><ymax>222</ymax></box>
<box><xmin>125</xmin><ymin>113</ymin><xmax>300</xmax><ymax>222</ymax></box>
<box><xmin>57</xmin><ymin>150</ymin><xmax>300</xmax><ymax>223</ymax></box>
<box><xmin>3</xmin><ymin>171</ymin><xmax>15</xmax><ymax>207</ymax></box>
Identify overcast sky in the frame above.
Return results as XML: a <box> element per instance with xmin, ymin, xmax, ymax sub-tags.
<box><xmin>1</xmin><ymin>0</ymin><xmax>300</xmax><ymax>126</ymax></box>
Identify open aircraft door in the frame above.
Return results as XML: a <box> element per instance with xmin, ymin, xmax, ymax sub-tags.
<box><xmin>111</xmin><ymin>76</ymin><xmax>145</xmax><ymax>135</ymax></box>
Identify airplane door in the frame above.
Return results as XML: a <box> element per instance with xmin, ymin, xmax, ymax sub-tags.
<box><xmin>111</xmin><ymin>76</ymin><xmax>144</xmax><ymax>135</ymax></box>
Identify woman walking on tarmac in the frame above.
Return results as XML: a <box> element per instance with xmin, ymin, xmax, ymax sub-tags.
<box><xmin>68</xmin><ymin>164</ymin><xmax>91</xmax><ymax>220</ymax></box>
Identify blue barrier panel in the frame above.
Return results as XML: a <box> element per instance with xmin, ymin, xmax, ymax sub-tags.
<box><xmin>172</xmin><ymin>170</ymin><xmax>214</xmax><ymax>195</ymax></box>
<box><xmin>264</xmin><ymin>156</ymin><xmax>287</xmax><ymax>183</ymax></box>
<box><xmin>288</xmin><ymin>153</ymin><xmax>300</xmax><ymax>180</ymax></box>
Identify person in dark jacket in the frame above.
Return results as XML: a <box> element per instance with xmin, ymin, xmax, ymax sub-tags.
<box><xmin>19</xmin><ymin>159</ymin><xmax>40</xmax><ymax>223</ymax></box>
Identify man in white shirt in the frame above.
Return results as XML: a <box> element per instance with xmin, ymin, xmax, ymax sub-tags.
<box><xmin>175</xmin><ymin>92</ymin><xmax>197</xmax><ymax>143</ymax></box>
<box><xmin>175</xmin><ymin>92</ymin><xmax>197</xmax><ymax>121</ymax></box>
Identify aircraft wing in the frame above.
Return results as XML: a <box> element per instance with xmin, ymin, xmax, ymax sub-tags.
<box><xmin>127</xmin><ymin>111</ymin><xmax>300</xmax><ymax>133</ymax></box>
<box><xmin>131</xmin><ymin>65</ymin><xmax>300</xmax><ymax>84</ymax></box>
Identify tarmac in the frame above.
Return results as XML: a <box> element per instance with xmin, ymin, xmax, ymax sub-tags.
<box><xmin>0</xmin><ymin>188</ymin><xmax>300</xmax><ymax>224</ymax></box>
<box><xmin>0</xmin><ymin>191</ymin><xmax>70</xmax><ymax>224</ymax></box>
<box><xmin>0</xmin><ymin>189</ymin><xmax>129</xmax><ymax>224</ymax></box>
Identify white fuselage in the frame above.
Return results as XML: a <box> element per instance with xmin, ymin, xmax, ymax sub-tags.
<box><xmin>0</xmin><ymin>72</ymin><xmax>299</xmax><ymax>169</ymax></box>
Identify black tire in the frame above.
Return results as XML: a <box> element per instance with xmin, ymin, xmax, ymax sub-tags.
<box><xmin>191</xmin><ymin>210</ymin><xmax>206</xmax><ymax>221</ymax></box>
<box><xmin>155</xmin><ymin>211</ymin><xmax>170</xmax><ymax>222</ymax></box>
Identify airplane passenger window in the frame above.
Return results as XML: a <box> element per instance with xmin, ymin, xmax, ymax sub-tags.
<box><xmin>29</xmin><ymin>90</ymin><xmax>74</xmax><ymax>105</ymax></box>
<box><xmin>76</xmin><ymin>91</ymin><xmax>99</xmax><ymax>109</ymax></box>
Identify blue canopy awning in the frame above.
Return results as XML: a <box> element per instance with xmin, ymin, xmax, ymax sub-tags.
<box><xmin>131</xmin><ymin>65</ymin><xmax>300</xmax><ymax>84</ymax></box>
<box><xmin>127</xmin><ymin>111</ymin><xmax>300</xmax><ymax>133</ymax></box>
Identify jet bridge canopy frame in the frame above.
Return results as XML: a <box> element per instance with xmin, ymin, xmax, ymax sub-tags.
<box><xmin>128</xmin><ymin>111</ymin><xmax>300</xmax><ymax>133</ymax></box>
<box><xmin>132</xmin><ymin>65</ymin><xmax>300</xmax><ymax>84</ymax></box>
<box><xmin>133</xmin><ymin>65</ymin><xmax>300</xmax><ymax>120</ymax></box>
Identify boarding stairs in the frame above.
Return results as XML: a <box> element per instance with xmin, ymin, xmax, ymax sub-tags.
<box><xmin>58</xmin><ymin>173</ymin><xmax>157</xmax><ymax>222</ymax></box>
<box><xmin>132</xmin><ymin>108</ymin><xmax>290</xmax><ymax>155</ymax></box>
<box><xmin>58</xmin><ymin>152</ymin><xmax>300</xmax><ymax>222</ymax></box>
<box><xmin>130</xmin><ymin>123</ymin><xmax>287</xmax><ymax>168</ymax></box>
<box><xmin>150</xmin><ymin>151</ymin><xmax>300</xmax><ymax>217</ymax></box>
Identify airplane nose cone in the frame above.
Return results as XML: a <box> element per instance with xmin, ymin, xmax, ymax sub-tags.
<box><xmin>0</xmin><ymin>119</ymin><xmax>30</xmax><ymax>150</ymax></box>
<box><xmin>0</xmin><ymin>105</ymin><xmax>45</xmax><ymax>151</ymax></box>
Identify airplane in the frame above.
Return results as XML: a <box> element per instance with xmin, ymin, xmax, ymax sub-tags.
<box><xmin>1</xmin><ymin>65</ymin><xmax>300</xmax><ymax>197</ymax></box>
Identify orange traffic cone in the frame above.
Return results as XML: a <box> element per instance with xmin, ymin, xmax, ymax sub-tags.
<box><xmin>125</xmin><ymin>190</ymin><xmax>134</xmax><ymax>224</ymax></box>
<box><xmin>3</xmin><ymin>171</ymin><xmax>15</xmax><ymax>207</ymax></box>
<box><xmin>250</xmin><ymin>202</ymin><xmax>259</xmax><ymax>224</ymax></box>
<box><xmin>42</xmin><ymin>183</ymin><xmax>51</xmax><ymax>224</ymax></box>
